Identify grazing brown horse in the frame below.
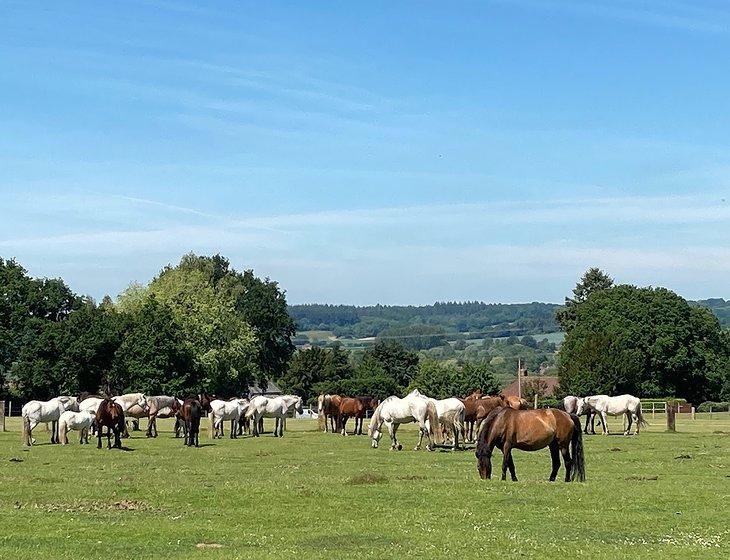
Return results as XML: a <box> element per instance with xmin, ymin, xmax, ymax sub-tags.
<box><xmin>320</xmin><ymin>394</ymin><xmax>343</xmax><ymax>433</ymax></box>
<box><xmin>180</xmin><ymin>394</ymin><xmax>213</xmax><ymax>447</ymax></box>
<box><xmin>95</xmin><ymin>398</ymin><xmax>125</xmax><ymax>449</ymax></box>
<box><xmin>476</xmin><ymin>407</ymin><xmax>586</xmax><ymax>482</ymax></box>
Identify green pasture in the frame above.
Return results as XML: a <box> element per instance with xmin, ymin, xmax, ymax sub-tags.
<box><xmin>0</xmin><ymin>413</ymin><xmax>728</xmax><ymax>559</ymax></box>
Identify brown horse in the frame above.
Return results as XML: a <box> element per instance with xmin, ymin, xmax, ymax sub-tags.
<box><xmin>354</xmin><ymin>396</ymin><xmax>379</xmax><ymax>435</ymax></box>
<box><xmin>180</xmin><ymin>394</ymin><xmax>213</xmax><ymax>447</ymax></box>
<box><xmin>320</xmin><ymin>394</ymin><xmax>342</xmax><ymax>433</ymax></box>
<box><xmin>501</xmin><ymin>395</ymin><xmax>530</xmax><ymax>410</ymax></box>
<box><xmin>476</xmin><ymin>407</ymin><xmax>586</xmax><ymax>482</ymax></box>
<box><xmin>462</xmin><ymin>396</ymin><xmax>504</xmax><ymax>442</ymax></box>
<box><xmin>95</xmin><ymin>398</ymin><xmax>125</xmax><ymax>449</ymax></box>
<box><xmin>338</xmin><ymin>397</ymin><xmax>365</xmax><ymax>436</ymax></box>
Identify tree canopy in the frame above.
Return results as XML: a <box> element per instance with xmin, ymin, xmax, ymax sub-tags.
<box><xmin>559</xmin><ymin>283</ymin><xmax>730</xmax><ymax>402</ymax></box>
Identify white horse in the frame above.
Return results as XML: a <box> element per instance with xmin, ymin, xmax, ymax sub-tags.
<box><xmin>21</xmin><ymin>396</ymin><xmax>79</xmax><ymax>446</ymax></box>
<box><xmin>145</xmin><ymin>396</ymin><xmax>182</xmax><ymax>438</ymax></box>
<box><xmin>58</xmin><ymin>410</ymin><xmax>95</xmax><ymax>444</ymax></box>
<box><xmin>112</xmin><ymin>393</ymin><xmax>148</xmax><ymax>437</ymax></box>
<box><xmin>561</xmin><ymin>395</ymin><xmax>603</xmax><ymax>434</ymax></box>
<box><xmin>79</xmin><ymin>396</ymin><xmax>104</xmax><ymax>414</ymax></box>
<box><xmin>245</xmin><ymin>396</ymin><xmax>297</xmax><ymax>437</ymax></box>
<box><xmin>277</xmin><ymin>394</ymin><xmax>304</xmax><ymax>432</ymax></box>
<box><xmin>576</xmin><ymin>394</ymin><xmax>647</xmax><ymax>435</ymax></box>
<box><xmin>368</xmin><ymin>390</ymin><xmax>440</xmax><ymax>451</ymax></box>
<box><xmin>209</xmin><ymin>398</ymin><xmax>249</xmax><ymax>438</ymax></box>
<box><xmin>428</xmin><ymin>395</ymin><xmax>465</xmax><ymax>451</ymax></box>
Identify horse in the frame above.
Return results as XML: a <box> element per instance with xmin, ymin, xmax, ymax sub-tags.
<box><xmin>461</xmin><ymin>391</ymin><xmax>500</xmax><ymax>442</ymax></box>
<box><xmin>277</xmin><ymin>394</ymin><xmax>304</xmax><ymax>433</ymax></box>
<box><xmin>112</xmin><ymin>393</ymin><xmax>148</xmax><ymax>437</ymax></box>
<box><xmin>368</xmin><ymin>390</ymin><xmax>440</xmax><ymax>451</ymax></box>
<box><xmin>429</xmin><ymin>396</ymin><xmax>466</xmax><ymax>451</ymax></box>
<box><xmin>576</xmin><ymin>394</ymin><xmax>647</xmax><ymax>435</ymax></box>
<box><xmin>561</xmin><ymin>395</ymin><xmax>602</xmax><ymax>434</ymax></box>
<box><xmin>180</xmin><ymin>394</ymin><xmax>213</xmax><ymax>447</ymax></box>
<box><xmin>21</xmin><ymin>396</ymin><xmax>79</xmax><ymax>446</ymax></box>
<box><xmin>245</xmin><ymin>396</ymin><xmax>295</xmax><ymax>437</ymax></box>
<box><xmin>58</xmin><ymin>410</ymin><xmax>95</xmax><ymax>444</ymax></box>
<box><xmin>354</xmin><ymin>396</ymin><xmax>379</xmax><ymax>435</ymax></box>
<box><xmin>95</xmin><ymin>398</ymin><xmax>125</xmax><ymax>449</ymax></box>
<box><xmin>476</xmin><ymin>407</ymin><xmax>586</xmax><ymax>482</ymax></box>
<box><xmin>338</xmin><ymin>397</ymin><xmax>365</xmax><ymax>436</ymax></box>
<box><xmin>145</xmin><ymin>396</ymin><xmax>182</xmax><ymax>437</ymax></box>
<box><xmin>319</xmin><ymin>394</ymin><xmax>342</xmax><ymax>433</ymax></box>
<box><xmin>501</xmin><ymin>395</ymin><xmax>530</xmax><ymax>410</ymax></box>
<box><xmin>209</xmin><ymin>398</ymin><xmax>249</xmax><ymax>438</ymax></box>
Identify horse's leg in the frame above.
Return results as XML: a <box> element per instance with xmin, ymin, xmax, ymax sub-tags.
<box><xmin>560</xmin><ymin>444</ymin><xmax>573</xmax><ymax>482</ymax></box>
<box><xmin>549</xmin><ymin>441</ymin><xmax>560</xmax><ymax>481</ymax></box>
<box><xmin>624</xmin><ymin>411</ymin><xmax>632</xmax><ymax>435</ymax></box>
<box><xmin>506</xmin><ymin>451</ymin><xmax>517</xmax><ymax>481</ymax></box>
<box><xmin>97</xmin><ymin>425</ymin><xmax>103</xmax><ymax>449</ymax></box>
<box><xmin>501</xmin><ymin>444</ymin><xmax>513</xmax><ymax>481</ymax></box>
<box><xmin>601</xmin><ymin>411</ymin><xmax>609</xmax><ymax>435</ymax></box>
<box><xmin>341</xmin><ymin>415</ymin><xmax>348</xmax><ymax>436</ymax></box>
<box><xmin>390</xmin><ymin>422</ymin><xmax>402</xmax><ymax>451</ymax></box>
<box><xmin>583</xmin><ymin>413</ymin><xmax>591</xmax><ymax>434</ymax></box>
<box><xmin>414</xmin><ymin>423</ymin><xmax>425</xmax><ymax>451</ymax></box>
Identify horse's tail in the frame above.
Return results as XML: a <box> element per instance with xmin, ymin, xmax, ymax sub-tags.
<box><xmin>21</xmin><ymin>413</ymin><xmax>31</xmax><ymax>446</ymax></box>
<box><xmin>448</xmin><ymin>406</ymin><xmax>465</xmax><ymax>448</ymax></box>
<box><xmin>570</xmin><ymin>414</ymin><xmax>586</xmax><ymax>482</ymax></box>
<box><xmin>636</xmin><ymin>403</ymin><xmax>649</xmax><ymax>428</ymax></box>
<box><xmin>58</xmin><ymin>417</ymin><xmax>68</xmax><ymax>444</ymax></box>
<box><xmin>426</xmin><ymin>401</ymin><xmax>441</xmax><ymax>442</ymax></box>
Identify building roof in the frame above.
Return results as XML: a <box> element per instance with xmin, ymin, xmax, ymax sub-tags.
<box><xmin>501</xmin><ymin>375</ymin><xmax>560</xmax><ymax>398</ymax></box>
<box><xmin>248</xmin><ymin>380</ymin><xmax>283</xmax><ymax>395</ymax></box>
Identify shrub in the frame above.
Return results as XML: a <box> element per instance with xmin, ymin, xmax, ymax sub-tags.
<box><xmin>696</xmin><ymin>401</ymin><xmax>729</xmax><ymax>413</ymax></box>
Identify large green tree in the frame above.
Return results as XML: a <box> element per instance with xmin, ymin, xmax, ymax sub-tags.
<box><xmin>118</xmin><ymin>253</ymin><xmax>295</xmax><ymax>395</ymax></box>
<box><xmin>111</xmin><ymin>296</ymin><xmax>197</xmax><ymax>395</ymax></box>
<box><xmin>559</xmin><ymin>284</ymin><xmax>730</xmax><ymax>402</ymax></box>
<box><xmin>556</xmin><ymin>267</ymin><xmax>613</xmax><ymax>332</ymax></box>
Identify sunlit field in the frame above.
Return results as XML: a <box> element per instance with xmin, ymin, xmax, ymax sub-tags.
<box><xmin>1</xmin><ymin>413</ymin><xmax>728</xmax><ymax>559</ymax></box>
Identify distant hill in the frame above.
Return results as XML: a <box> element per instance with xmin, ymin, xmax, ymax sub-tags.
<box><xmin>289</xmin><ymin>297</ymin><xmax>730</xmax><ymax>340</ymax></box>
<box><xmin>288</xmin><ymin>301</ymin><xmax>561</xmax><ymax>339</ymax></box>
<box><xmin>691</xmin><ymin>298</ymin><xmax>730</xmax><ymax>328</ymax></box>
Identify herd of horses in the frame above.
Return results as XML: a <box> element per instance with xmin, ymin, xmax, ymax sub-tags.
<box><xmin>360</xmin><ymin>390</ymin><xmax>647</xmax><ymax>482</ymax></box>
<box><xmin>20</xmin><ymin>388</ymin><xmax>649</xmax><ymax>483</ymax></box>
<box><xmin>20</xmin><ymin>392</ymin><xmax>304</xmax><ymax>449</ymax></box>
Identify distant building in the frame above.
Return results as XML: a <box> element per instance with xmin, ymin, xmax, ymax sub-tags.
<box><xmin>248</xmin><ymin>380</ymin><xmax>283</xmax><ymax>397</ymax></box>
<box><xmin>502</xmin><ymin>366</ymin><xmax>559</xmax><ymax>399</ymax></box>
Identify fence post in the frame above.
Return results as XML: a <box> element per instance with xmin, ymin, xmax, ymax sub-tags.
<box><xmin>534</xmin><ymin>394</ymin><xmax>538</xmax><ymax>410</ymax></box>
<box><xmin>0</xmin><ymin>400</ymin><xmax>5</xmax><ymax>432</ymax></box>
<box><xmin>666</xmin><ymin>403</ymin><xmax>676</xmax><ymax>432</ymax></box>
<box><xmin>652</xmin><ymin>402</ymin><xmax>655</xmax><ymax>419</ymax></box>
<box><xmin>691</xmin><ymin>406</ymin><xmax>695</xmax><ymax>420</ymax></box>
<box><xmin>709</xmin><ymin>405</ymin><xmax>713</xmax><ymax>420</ymax></box>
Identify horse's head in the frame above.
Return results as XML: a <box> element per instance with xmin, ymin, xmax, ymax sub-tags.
<box><xmin>59</xmin><ymin>396</ymin><xmax>80</xmax><ymax>412</ymax></box>
<box><xmin>199</xmin><ymin>393</ymin><xmax>213</xmax><ymax>413</ymax></box>
<box><xmin>475</xmin><ymin>446</ymin><xmax>492</xmax><ymax>480</ymax></box>
<box><xmin>575</xmin><ymin>398</ymin><xmax>587</xmax><ymax>416</ymax></box>
<box><xmin>136</xmin><ymin>394</ymin><xmax>149</xmax><ymax>411</ymax></box>
<box><xmin>294</xmin><ymin>397</ymin><xmax>304</xmax><ymax>414</ymax></box>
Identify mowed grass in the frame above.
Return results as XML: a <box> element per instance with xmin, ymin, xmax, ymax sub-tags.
<box><xmin>0</xmin><ymin>414</ymin><xmax>728</xmax><ymax>560</ymax></box>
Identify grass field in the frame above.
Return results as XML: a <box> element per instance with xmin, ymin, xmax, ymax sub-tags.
<box><xmin>1</xmin><ymin>413</ymin><xmax>729</xmax><ymax>559</ymax></box>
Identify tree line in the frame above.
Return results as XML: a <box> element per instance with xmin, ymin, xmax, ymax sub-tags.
<box><xmin>2</xmin><ymin>255</ymin><xmax>728</xmax><ymax>406</ymax></box>
<box><xmin>0</xmin><ymin>254</ymin><xmax>294</xmax><ymax>400</ymax></box>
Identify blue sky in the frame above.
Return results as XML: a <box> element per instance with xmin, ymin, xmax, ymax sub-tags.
<box><xmin>1</xmin><ymin>1</ymin><xmax>729</xmax><ymax>305</ymax></box>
